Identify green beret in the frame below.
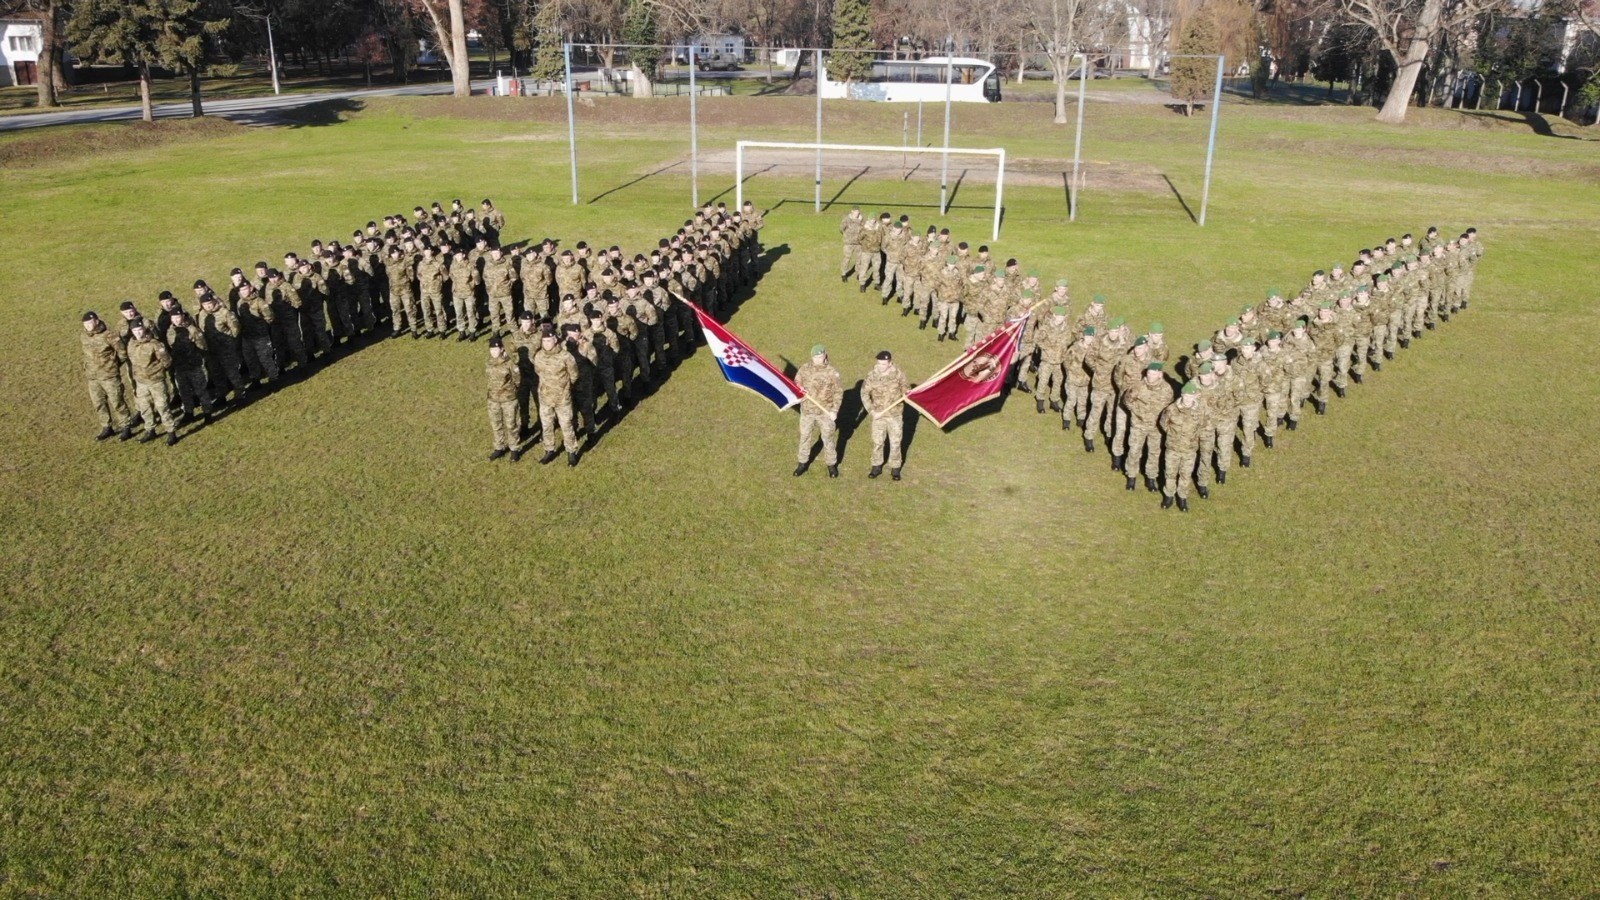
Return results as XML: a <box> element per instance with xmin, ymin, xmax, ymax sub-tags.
<box><xmin>1318</xmin><ymin>301</ymin><xmax>1333</xmax><ymax>310</ymax></box>
<box><xmin>1148</xmin><ymin>322</ymin><xmax>1164</xmax><ymax>334</ymax></box>
<box><xmin>973</xmin><ymin>265</ymin><xmax>986</xmax><ymax>273</ymax></box>
<box><xmin>1338</xmin><ymin>290</ymin><xmax>1352</xmax><ymax>299</ymax></box>
<box><xmin>1182</xmin><ymin>381</ymin><xmax>1198</xmax><ymax>395</ymax></box>
<box><xmin>1267</xmin><ymin>330</ymin><xmax>1283</xmax><ymax>339</ymax></box>
<box><xmin>1051</xmin><ymin>304</ymin><xmax>1068</xmax><ymax>315</ymax></box>
<box><xmin>1108</xmin><ymin>316</ymin><xmax>1125</xmax><ymax>328</ymax></box>
<box><xmin>1198</xmin><ymin>361</ymin><xmax>1214</xmax><ymax>375</ymax></box>
<box><xmin>1332</xmin><ymin>261</ymin><xmax>1344</xmax><ymax>269</ymax></box>
<box><xmin>1196</xmin><ymin>340</ymin><xmax>1213</xmax><ymax>352</ymax></box>
<box><xmin>1082</xmin><ymin>326</ymin><xmax>1097</xmax><ymax>336</ymax></box>
<box><xmin>1022</xmin><ymin>288</ymin><xmax>1036</xmax><ymax>299</ymax></box>
<box><xmin>1091</xmin><ymin>294</ymin><xmax>1106</xmax><ymax>305</ymax></box>
<box><xmin>811</xmin><ymin>344</ymin><xmax>826</xmax><ymax>356</ymax></box>
<box><xmin>1147</xmin><ymin>362</ymin><xmax>1164</xmax><ymax>372</ymax></box>
<box><xmin>1056</xmin><ymin>278</ymin><xmax>1069</xmax><ymax>288</ymax></box>
<box><xmin>1376</xmin><ymin>273</ymin><xmax>1390</xmax><ymax>282</ymax></box>
<box><xmin>1226</xmin><ymin>317</ymin><xmax>1240</xmax><ymax>326</ymax></box>
<box><xmin>1267</xmin><ymin>287</ymin><xmax>1281</xmax><ymax>298</ymax></box>
<box><xmin>1294</xmin><ymin>317</ymin><xmax>1309</xmax><ymax>328</ymax></box>
<box><xmin>1240</xmin><ymin>306</ymin><xmax>1253</xmax><ymax>316</ymax></box>
<box><xmin>946</xmin><ymin>255</ymin><xmax>959</xmax><ymax>265</ymax></box>
<box><xmin>1027</xmin><ymin>269</ymin><xmax>1040</xmax><ymax>278</ymax></box>
<box><xmin>1133</xmin><ymin>336</ymin><xmax>1147</xmax><ymax>347</ymax></box>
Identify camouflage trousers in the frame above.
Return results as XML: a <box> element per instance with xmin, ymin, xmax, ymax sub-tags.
<box><xmin>648</xmin><ymin>321</ymin><xmax>667</xmax><ymax>367</ymax></box>
<box><xmin>207</xmin><ymin>350</ymin><xmax>248</xmax><ymax>397</ymax></box>
<box><xmin>1262</xmin><ymin>390</ymin><xmax>1288</xmax><ymax>436</ymax></box>
<box><xmin>1207</xmin><ymin>418</ymin><xmax>1235</xmax><ymax>474</ymax></box>
<box><xmin>1087</xmin><ymin>383</ymin><xmax>1115</xmax><ymax>441</ymax></box>
<box><xmin>1349</xmin><ymin>333</ymin><xmax>1372</xmax><ymax>377</ymax></box>
<box><xmin>242</xmin><ymin>337</ymin><xmax>278</xmax><ymax>383</ymax></box>
<box><xmin>1237</xmin><ymin>400</ymin><xmax>1262</xmax><ymax>457</ymax></box>
<box><xmin>300</xmin><ymin>305</ymin><xmax>333</xmax><ymax>356</ymax></box>
<box><xmin>1162</xmin><ymin>439</ymin><xmax>1200</xmax><ymax>499</ymax></box>
<box><xmin>1332</xmin><ymin>342</ymin><xmax>1353</xmax><ymax>389</ymax></box>
<box><xmin>908</xmin><ymin>280</ymin><xmax>933</xmax><ymax>317</ymax></box>
<box><xmin>1067</xmin><ymin>379</ymin><xmax>1091</xmax><ymax>425</ymax></box>
<box><xmin>965</xmin><ymin>318</ymin><xmax>992</xmax><ymax>348</ymax></box>
<box><xmin>1406</xmin><ymin>297</ymin><xmax>1428</xmax><ymax>334</ymax></box>
<box><xmin>134</xmin><ymin>378</ymin><xmax>180</xmax><ymax>436</ymax></box>
<box><xmin>1385</xmin><ymin>310</ymin><xmax>1406</xmax><ymax>354</ymax></box>
<box><xmin>328</xmin><ymin>294</ymin><xmax>356</xmax><ymax>340</ymax></box>
<box><xmin>880</xmin><ymin>260</ymin><xmax>905</xmax><ymax>299</ymax></box>
<box><xmin>632</xmin><ymin>336</ymin><xmax>653</xmax><ymax>383</ymax></box>
<box><xmin>1035</xmin><ymin>359</ymin><xmax>1066</xmax><ymax>405</ymax></box>
<box><xmin>840</xmin><ymin>243</ymin><xmax>860</xmax><ymax>279</ymax></box>
<box><xmin>488</xmin><ymin>398</ymin><xmax>519</xmax><ymax>451</ymax></box>
<box><xmin>1288</xmin><ymin>375</ymin><xmax>1312</xmax><ymax>419</ymax></box>
<box><xmin>391</xmin><ymin>286</ymin><xmax>421</xmax><ymax>334</ymax></box>
<box><xmin>273</xmin><ymin>316</ymin><xmax>309</xmax><ymax>369</ymax></box>
<box><xmin>356</xmin><ymin>290</ymin><xmax>376</xmax><ymax>331</ymax></box>
<box><xmin>593</xmin><ymin>368</ymin><xmax>622</xmax><ymax>425</ymax></box>
<box><xmin>453</xmin><ymin>291</ymin><xmax>481</xmax><ymax>335</ymax></box>
<box><xmin>418</xmin><ymin>292</ymin><xmax>447</xmax><ymax>334</ymax></box>
<box><xmin>537</xmin><ymin>396</ymin><xmax>579</xmax><ymax>452</ymax></box>
<box><xmin>869</xmin><ymin>413</ymin><xmax>904</xmax><ymax>469</ymax></box>
<box><xmin>1125</xmin><ymin>416</ymin><xmax>1162</xmax><ymax>480</ymax></box>
<box><xmin>87</xmin><ymin>375</ymin><xmax>131</xmax><ymax>430</ymax></box>
<box><xmin>1314</xmin><ymin>358</ymin><xmax>1337</xmax><ymax>404</ymax></box>
<box><xmin>933</xmin><ymin>302</ymin><xmax>961</xmax><ymax>337</ymax></box>
<box><xmin>856</xmin><ymin>250</ymin><xmax>882</xmax><ymax>288</ymax></box>
<box><xmin>797</xmin><ymin>410</ymin><xmax>838</xmax><ymax>466</ymax></box>
<box><xmin>1013</xmin><ymin>350</ymin><xmax>1035</xmax><ymax>392</ymax></box>
<box><xmin>487</xmin><ymin>293</ymin><xmax>515</xmax><ymax>333</ymax></box>
<box><xmin>171</xmin><ymin>364</ymin><xmax>213</xmax><ymax>416</ymax></box>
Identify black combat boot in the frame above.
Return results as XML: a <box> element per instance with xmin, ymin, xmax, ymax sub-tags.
<box><xmin>165</xmin><ymin>432</ymin><xmax>180</xmax><ymax>447</ymax></box>
<box><xmin>119</xmin><ymin>426</ymin><xmax>135</xmax><ymax>441</ymax></box>
<box><xmin>1061</xmin><ymin>418</ymin><xmax>1071</xmax><ymax>432</ymax></box>
<box><xmin>1217</xmin><ymin>470</ymin><xmax>1227</xmax><ymax>484</ymax></box>
<box><xmin>1161</xmin><ymin>494</ymin><xmax>1173</xmax><ymax>509</ymax></box>
<box><xmin>1145</xmin><ymin>476</ymin><xmax>1157</xmax><ymax>492</ymax></box>
<box><xmin>1036</xmin><ymin>399</ymin><xmax>1046</xmax><ymax>414</ymax></box>
<box><xmin>1197</xmin><ymin>485</ymin><xmax>1209</xmax><ymax>500</ymax></box>
<box><xmin>1241</xmin><ymin>455</ymin><xmax>1251</xmax><ymax>468</ymax></box>
<box><xmin>1083</xmin><ymin>438</ymin><xmax>1094</xmax><ymax>454</ymax></box>
<box><xmin>1111</xmin><ymin>454</ymin><xmax>1124</xmax><ymax>472</ymax></box>
<box><xmin>1126</xmin><ymin>476</ymin><xmax>1137</xmax><ymax>491</ymax></box>
<box><xmin>1384</xmin><ymin>350</ymin><xmax>1395</xmax><ymax>359</ymax></box>
<box><xmin>826</xmin><ymin>465</ymin><xmax>839</xmax><ymax>478</ymax></box>
<box><xmin>1334</xmin><ymin>384</ymin><xmax>1346</xmax><ymax>398</ymax></box>
<box><xmin>488</xmin><ymin>448</ymin><xmax>508</xmax><ymax>461</ymax></box>
<box><xmin>901</xmin><ymin>306</ymin><xmax>911</xmax><ymax>317</ymax></box>
<box><xmin>1351</xmin><ymin>373</ymin><xmax>1362</xmax><ymax>384</ymax></box>
<box><xmin>890</xmin><ymin>468</ymin><xmax>902</xmax><ymax>481</ymax></box>
<box><xmin>859</xmin><ymin>283</ymin><xmax>868</xmax><ymax>294</ymax></box>
<box><xmin>568</xmin><ymin>452</ymin><xmax>579</xmax><ymax>467</ymax></box>
<box><xmin>139</xmin><ymin>430</ymin><xmax>159</xmax><ymax>443</ymax></box>
<box><xmin>511</xmin><ymin>449</ymin><xmax>523</xmax><ymax>462</ymax></box>
<box><xmin>95</xmin><ymin>427</ymin><xmax>115</xmax><ymax>441</ymax></box>
<box><xmin>1286</xmin><ymin>418</ymin><xmax>1298</xmax><ymax>430</ymax></box>
<box><xmin>1263</xmin><ymin>435</ymin><xmax>1274</xmax><ymax>449</ymax></box>
<box><xmin>539</xmin><ymin>450</ymin><xmax>559</xmax><ymax>464</ymax></box>
<box><xmin>937</xmin><ymin>333</ymin><xmax>945</xmax><ymax>342</ymax></box>
<box><xmin>1371</xmin><ymin>361</ymin><xmax>1381</xmax><ymax>371</ymax></box>
<box><xmin>1177</xmin><ymin>497</ymin><xmax>1189</xmax><ymax>512</ymax></box>
<box><xmin>793</xmin><ymin>461</ymin><xmax>810</xmax><ymax>477</ymax></box>
<box><xmin>918</xmin><ymin>319</ymin><xmax>927</xmax><ymax>330</ymax></box>
<box><xmin>868</xmin><ymin>465</ymin><xmax>883</xmax><ymax>479</ymax></box>
<box><xmin>1314</xmin><ymin>400</ymin><xmax>1327</xmax><ymax>415</ymax></box>
<box><xmin>1050</xmin><ymin>401</ymin><xmax>1062</xmax><ymax>413</ymax></box>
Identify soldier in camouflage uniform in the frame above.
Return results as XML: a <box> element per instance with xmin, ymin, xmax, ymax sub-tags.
<box><xmin>794</xmin><ymin>344</ymin><xmax>843</xmax><ymax>478</ymax></box>
<box><xmin>80</xmin><ymin>312</ymin><xmax>134</xmax><ymax>441</ymax></box>
<box><xmin>482</xmin><ymin>246</ymin><xmax>518</xmax><ymax>334</ymax></box>
<box><xmin>862</xmin><ymin>350</ymin><xmax>909</xmax><ymax>480</ymax></box>
<box><xmin>1085</xmin><ymin>318</ymin><xmax>1128</xmax><ymax>452</ymax></box>
<box><xmin>932</xmin><ymin>256</ymin><xmax>966</xmax><ymax>342</ymax></box>
<box><xmin>1120</xmin><ymin>361</ymin><xmax>1173</xmax><ymax>491</ymax></box>
<box><xmin>385</xmin><ymin>247</ymin><xmax>421</xmax><ymax>338</ymax></box>
<box><xmin>839</xmin><ymin>206</ymin><xmax>864</xmax><ymax>281</ymax></box>
<box><xmin>1258</xmin><ymin>331</ymin><xmax>1289</xmax><ymax>448</ymax></box>
<box><xmin>1032</xmin><ymin>305</ymin><xmax>1074</xmax><ymax>414</ymax></box>
<box><xmin>880</xmin><ymin>220</ymin><xmax>909</xmax><ymax>303</ymax></box>
<box><xmin>415</xmin><ymin>247</ymin><xmax>449</xmax><ymax>338</ymax></box>
<box><xmin>520</xmin><ymin>246</ymin><xmax>554</xmax><ymax>321</ymax></box>
<box><xmin>1230</xmin><ymin>340</ymin><xmax>1265</xmax><ymax>466</ymax></box>
<box><xmin>1158</xmin><ymin>381</ymin><xmax>1204</xmax><ymax>511</ymax></box>
<box><xmin>1283</xmin><ymin>318</ymin><xmax>1315</xmax><ymax>429</ymax></box>
<box><xmin>856</xmin><ymin>215</ymin><xmax>884</xmax><ymax>294</ymax></box>
<box><xmin>165</xmin><ymin>308</ymin><xmax>215</xmax><ymax>420</ymax></box>
<box><xmin>233</xmin><ymin>282</ymin><xmax>279</xmax><ymax>386</ymax></box>
<box><xmin>448</xmin><ymin>249</ymin><xmax>482</xmax><ymax>340</ymax></box>
<box><xmin>290</xmin><ymin>260</ymin><xmax>334</xmax><ymax>358</ymax></box>
<box><xmin>1308</xmin><ymin>303</ymin><xmax>1341</xmax><ymax>414</ymax></box>
<box><xmin>485</xmin><ymin>336</ymin><xmax>522</xmax><ymax>461</ymax></box>
<box><xmin>263</xmin><ymin>269</ymin><xmax>310</xmax><ymax>371</ymax></box>
<box><xmin>533</xmin><ymin>328</ymin><xmax>581</xmax><ymax>466</ymax></box>
<box><xmin>1064</xmin><ymin>326</ymin><xmax>1095</xmax><ymax>434</ymax></box>
<box><xmin>505</xmin><ymin>312</ymin><xmax>542</xmax><ymax>437</ymax></box>
<box><xmin>126</xmin><ymin>319</ymin><xmax>181</xmax><ymax>445</ymax></box>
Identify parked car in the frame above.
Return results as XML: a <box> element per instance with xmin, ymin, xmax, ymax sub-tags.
<box><xmin>697</xmin><ymin>53</ymin><xmax>742</xmax><ymax>72</ymax></box>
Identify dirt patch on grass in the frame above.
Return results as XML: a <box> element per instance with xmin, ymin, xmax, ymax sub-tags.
<box><xmin>0</xmin><ymin>116</ymin><xmax>243</xmax><ymax>168</ymax></box>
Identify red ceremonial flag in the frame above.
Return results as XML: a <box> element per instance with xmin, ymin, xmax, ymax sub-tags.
<box><xmin>904</xmin><ymin>317</ymin><xmax>1029</xmax><ymax>428</ymax></box>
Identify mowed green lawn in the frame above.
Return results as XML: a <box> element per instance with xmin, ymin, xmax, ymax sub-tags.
<box><xmin>1</xmin><ymin>95</ymin><xmax>1598</xmax><ymax>896</ymax></box>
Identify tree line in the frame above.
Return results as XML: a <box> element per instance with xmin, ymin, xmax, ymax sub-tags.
<box><xmin>6</xmin><ymin>0</ymin><xmax>1597</xmax><ymax>124</ymax></box>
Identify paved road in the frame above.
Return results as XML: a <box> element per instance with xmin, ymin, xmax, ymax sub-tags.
<box><xmin>0</xmin><ymin>80</ymin><xmax>497</xmax><ymax>132</ymax></box>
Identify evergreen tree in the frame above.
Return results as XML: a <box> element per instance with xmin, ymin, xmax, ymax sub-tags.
<box><xmin>530</xmin><ymin>1</ymin><xmax>566</xmax><ymax>84</ymax></box>
<box><xmin>70</xmin><ymin>0</ymin><xmax>229</xmax><ymax>121</ymax></box>
<box><xmin>1170</xmin><ymin>8</ymin><xmax>1219</xmax><ymax>116</ymax></box>
<box><xmin>828</xmin><ymin>0</ymin><xmax>874</xmax><ymax>83</ymax></box>
<box><xmin>623</xmin><ymin>0</ymin><xmax>660</xmax><ymax>96</ymax></box>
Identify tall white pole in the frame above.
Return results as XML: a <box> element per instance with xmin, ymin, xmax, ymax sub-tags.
<box><xmin>814</xmin><ymin>49</ymin><xmax>823</xmax><ymax>213</ymax></box>
<box><xmin>940</xmin><ymin>47</ymin><xmax>953</xmax><ymax>215</ymax></box>
<box><xmin>565</xmin><ymin>43</ymin><xmax>579</xmax><ymax>205</ymax></box>
<box><xmin>266</xmin><ymin>17</ymin><xmax>281</xmax><ymax>96</ymax></box>
<box><xmin>992</xmin><ymin>149</ymin><xmax>1005</xmax><ymax>241</ymax></box>
<box><xmin>735</xmin><ymin>141</ymin><xmax>744</xmax><ymax>211</ymax></box>
<box><xmin>1199</xmin><ymin>55</ymin><xmax>1223</xmax><ymax>227</ymax></box>
<box><xmin>1070</xmin><ymin>55</ymin><xmax>1087</xmax><ymax>221</ymax></box>
<box><xmin>689</xmin><ymin>45</ymin><xmax>699</xmax><ymax>207</ymax></box>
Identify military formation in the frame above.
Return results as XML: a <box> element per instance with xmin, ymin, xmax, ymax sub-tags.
<box><xmin>78</xmin><ymin>197</ymin><xmax>765</xmax><ymax>459</ymax></box>
<box><xmin>838</xmin><ymin>214</ymin><xmax>1484</xmax><ymax>508</ymax></box>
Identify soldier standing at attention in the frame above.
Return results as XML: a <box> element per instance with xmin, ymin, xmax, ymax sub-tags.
<box><xmin>448</xmin><ymin>249</ymin><xmax>482</xmax><ymax>341</ymax></box>
<box><xmin>794</xmin><ymin>344</ymin><xmax>843</xmax><ymax>478</ymax></box>
<box><xmin>481</xmin><ymin>245</ymin><xmax>518</xmax><ymax>335</ymax></box>
<box><xmin>485</xmin><ymin>336</ymin><xmax>522</xmax><ymax>461</ymax></box>
<box><xmin>856</xmin><ymin>214</ymin><xmax>885</xmax><ymax>294</ymax></box>
<box><xmin>862</xmin><ymin>350</ymin><xmax>909</xmax><ymax>481</ymax></box>
<box><xmin>932</xmin><ymin>255</ymin><xmax>966</xmax><ymax>343</ymax></box>
<box><xmin>1122</xmin><ymin>362</ymin><xmax>1173</xmax><ymax>492</ymax></box>
<box><xmin>198</xmin><ymin>293</ymin><xmax>249</xmax><ymax>404</ymax></box>
<box><xmin>416</xmin><ymin>246</ymin><xmax>449</xmax><ymax>338</ymax></box>
<box><xmin>234</xmin><ymin>282</ymin><xmax>279</xmax><ymax>387</ymax></box>
<box><xmin>80</xmin><ymin>311</ymin><xmax>134</xmax><ymax>441</ymax></box>
<box><xmin>1032</xmin><ymin>304</ymin><xmax>1075</xmax><ymax>415</ymax></box>
<box><xmin>839</xmin><ymin>206</ymin><xmax>864</xmax><ymax>282</ymax></box>
<box><xmin>165</xmin><ymin>308</ymin><xmax>215</xmax><ymax>422</ymax></box>
<box><xmin>533</xmin><ymin>327</ymin><xmax>582</xmax><ymax>466</ymax></box>
<box><xmin>126</xmin><ymin>319</ymin><xmax>181</xmax><ymax>445</ymax></box>
<box><xmin>480</xmin><ymin>199</ymin><xmax>506</xmax><ymax>245</ymax></box>
<box><xmin>1158</xmin><ymin>381</ymin><xmax>1204</xmax><ymax>511</ymax></box>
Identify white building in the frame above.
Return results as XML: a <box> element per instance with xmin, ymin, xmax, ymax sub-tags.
<box><xmin>675</xmin><ymin>33</ymin><xmax>746</xmax><ymax>62</ymax></box>
<box><xmin>1</xmin><ymin>17</ymin><xmax>43</xmax><ymax>88</ymax></box>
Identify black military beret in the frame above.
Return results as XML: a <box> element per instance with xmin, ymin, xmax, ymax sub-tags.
<box><xmin>876</xmin><ymin>350</ymin><xmax>892</xmax><ymax>361</ymax></box>
<box><xmin>129</xmin><ymin>317</ymin><xmax>148</xmax><ymax>330</ymax></box>
<box><xmin>255</xmin><ymin>261</ymin><xmax>269</xmax><ymax>269</ymax></box>
<box><xmin>517</xmin><ymin>310</ymin><xmax>534</xmax><ymax>321</ymax></box>
<box><xmin>230</xmin><ymin>267</ymin><xmax>243</xmax><ymax>276</ymax></box>
<box><xmin>193</xmin><ymin>279</ymin><xmax>208</xmax><ymax>289</ymax></box>
<box><xmin>82</xmin><ymin>310</ymin><xmax>98</xmax><ymax>322</ymax></box>
<box><xmin>119</xmin><ymin>300</ymin><xmax>136</xmax><ymax>311</ymax></box>
<box><xmin>158</xmin><ymin>290</ymin><xmax>175</xmax><ymax>301</ymax></box>
<box><xmin>488</xmin><ymin>336</ymin><xmax>503</xmax><ymax>348</ymax></box>
<box><xmin>561</xmin><ymin>323</ymin><xmax>580</xmax><ymax>335</ymax></box>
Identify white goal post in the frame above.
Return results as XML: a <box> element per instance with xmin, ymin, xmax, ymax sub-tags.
<box><xmin>734</xmin><ymin>140</ymin><xmax>1007</xmax><ymax>241</ymax></box>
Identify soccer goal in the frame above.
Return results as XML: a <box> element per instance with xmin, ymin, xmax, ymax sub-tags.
<box><xmin>734</xmin><ymin>140</ymin><xmax>1007</xmax><ymax>241</ymax></box>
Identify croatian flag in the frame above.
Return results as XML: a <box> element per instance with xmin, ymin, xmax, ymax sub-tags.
<box><xmin>689</xmin><ymin>302</ymin><xmax>805</xmax><ymax>411</ymax></box>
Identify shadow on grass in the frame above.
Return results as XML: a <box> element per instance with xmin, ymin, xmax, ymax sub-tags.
<box><xmin>231</xmin><ymin>98</ymin><xmax>365</xmax><ymax>128</ymax></box>
<box><xmin>589</xmin><ymin>160</ymin><xmax>686</xmax><ymax>204</ymax></box>
<box><xmin>1161</xmin><ymin>174</ymin><xmax>1197</xmax><ymax>224</ymax></box>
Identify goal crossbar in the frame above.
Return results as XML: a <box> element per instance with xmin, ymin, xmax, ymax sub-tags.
<box><xmin>735</xmin><ymin>140</ymin><xmax>1006</xmax><ymax>241</ymax></box>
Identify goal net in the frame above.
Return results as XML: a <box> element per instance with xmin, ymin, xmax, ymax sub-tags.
<box><xmin>734</xmin><ymin>140</ymin><xmax>1007</xmax><ymax>241</ymax></box>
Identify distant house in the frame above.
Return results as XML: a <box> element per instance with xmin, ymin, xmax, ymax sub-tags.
<box><xmin>1</xmin><ymin>17</ymin><xmax>43</xmax><ymax>87</ymax></box>
<box><xmin>675</xmin><ymin>33</ymin><xmax>746</xmax><ymax>63</ymax></box>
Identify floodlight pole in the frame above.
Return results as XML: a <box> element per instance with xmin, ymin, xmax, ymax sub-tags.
<box><xmin>815</xmin><ymin>49</ymin><xmax>823</xmax><ymax>213</ymax></box>
<box><xmin>690</xmin><ymin>44</ymin><xmax>699</xmax><ymax>207</ymax></box>
<box><xmin>940</xmin><ymin>46</ymin><xmax>953</xmax><ymax>215</ymax></box>
<box><xmin>1200</xmin><ymin>54</ymin><xmax>1223</xmax><ymax>227</ymax></box>
<box><xmin>1069</xmin><ymin>53</ymin><xmax>1087</xmax><ymax>222</ymax></box>
<box><xmin>565</xmin><ymin>43</ymin><xmax>578</xmax><ymax>205</ymax></box>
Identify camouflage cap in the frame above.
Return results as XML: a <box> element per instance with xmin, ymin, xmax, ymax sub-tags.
<box><xmin>1182</xmin><ymin>381</ymin><xmax>1199</xmax><ymax>395</ymax></box>
<box><xmin>811</xmin><ymin>344</ymin><xmax>827</xmax><ymax>356</ymax></box>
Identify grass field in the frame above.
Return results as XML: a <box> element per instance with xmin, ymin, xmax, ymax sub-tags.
<box><xmin>1</xmin><ymin>93</ymin><xmax>1598</xmax><ymax>895</ymax></box>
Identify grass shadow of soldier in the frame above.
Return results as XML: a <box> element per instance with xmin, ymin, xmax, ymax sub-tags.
<box><xmin>722</xmin><ymin>243</ymin><xmax>790</xmax><ymax>322</ymax></box>
<box><xmin>834</xmin><ymin>380</ymin><xmax>868</xmax><ymax>461</ymax></box>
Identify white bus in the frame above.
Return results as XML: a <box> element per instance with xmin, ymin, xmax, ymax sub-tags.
<box><xmin>818</xmin><ymin>56</ymin><xmax>1001</xmax><ymax>103</ymax></box>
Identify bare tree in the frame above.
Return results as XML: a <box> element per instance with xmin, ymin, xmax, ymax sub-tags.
<box><xmin>411</xmin><ymin>0</ymin><xmax>472</xmax><ymax>96</ymax></box>
<box><xmin>1022</xmin><ymin>0</ymin><xmax>1102</xmax><ymax>124</ymax></box>
<box><xmin>1341</xmin><ymin>0</ymin><xmax>1509</xmax><ymax>122</ymax></box>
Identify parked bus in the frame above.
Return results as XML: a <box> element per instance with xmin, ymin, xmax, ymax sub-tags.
<box><xmin>818</xmin><ymin>56</ymin><xmax>1001</xmax><ymax>103</ymax></box>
